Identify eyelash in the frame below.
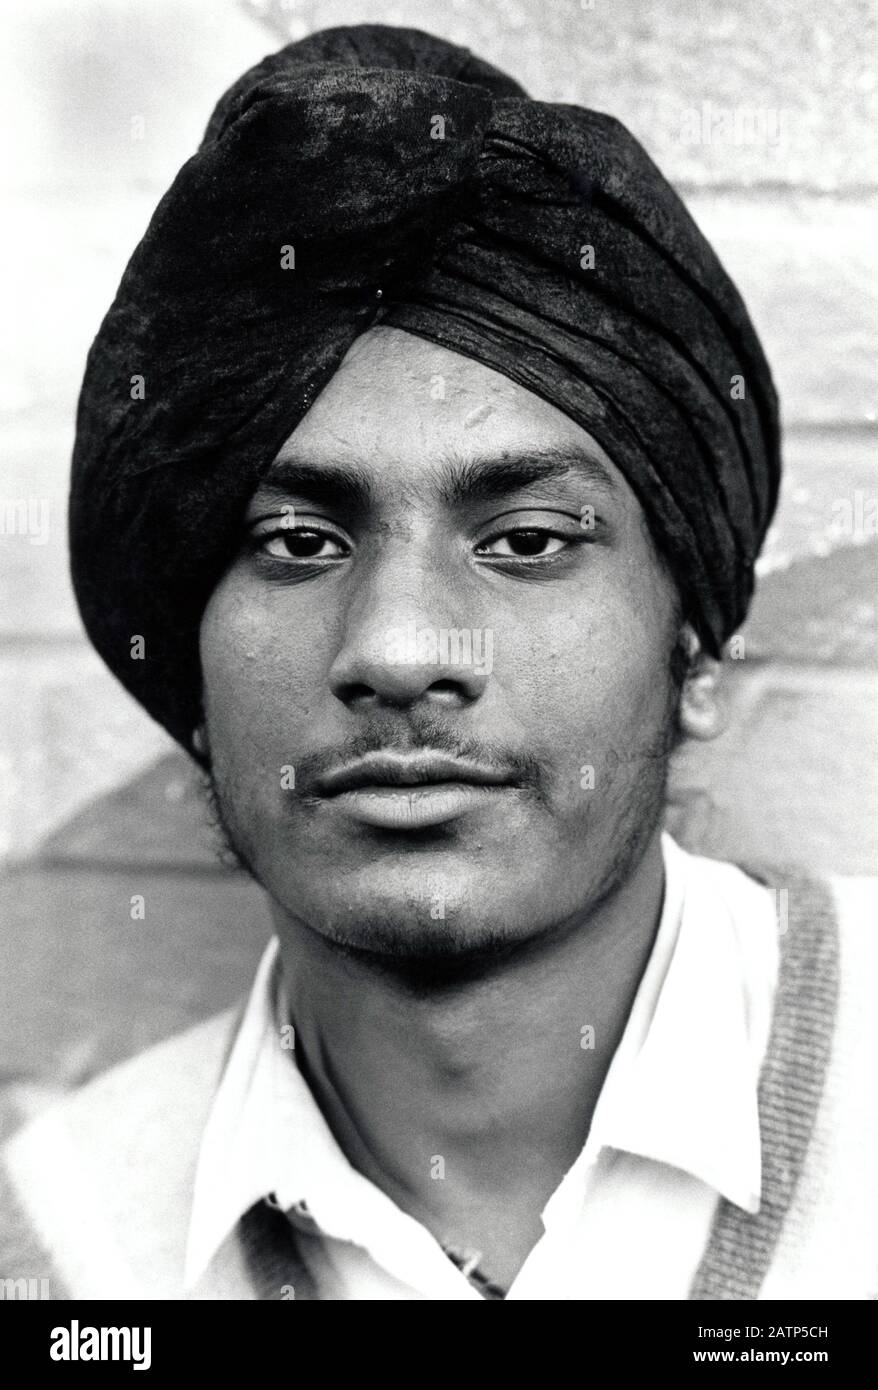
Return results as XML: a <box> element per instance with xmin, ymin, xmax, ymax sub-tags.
<box><xmin>474</xmin><ymin>528</ymin><xmax>584</xmax><ymax>563</ymax></box>
<box><xmin>250</xmin><ymin>523</ymin><xmax>591</xmax><ymax>567</ymax></box>
<box><xmin>253</xmin><ymin>527</ymin><xmax>350</xmax><ymax>562</ymax></box>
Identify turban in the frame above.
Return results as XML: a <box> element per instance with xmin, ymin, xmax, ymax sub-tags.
<box><xmin>70</xmin><ymin>23</ymin><xmax>781</xmax><ymax>756</ymax></box>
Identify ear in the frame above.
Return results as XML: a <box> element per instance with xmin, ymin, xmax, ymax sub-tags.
<box><xmin>677</xmin><ymin>625</ymin><xmax>726</xmax><ymax>742</ymax></box>
<box><xmin>191</xmin><ymin>721</ymin><xmax>209</xmax><ymax>760</ymax></box>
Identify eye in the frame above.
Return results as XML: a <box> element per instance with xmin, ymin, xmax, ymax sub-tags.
<box><xmin>258</xmin><ymin>527</ymin><xmax>349</xmax><ymax>561</ymax></box>
<box><xmin>477</xmin><ymin>528</ymin><xmax>569</xmax><ymax>559</ymax></box>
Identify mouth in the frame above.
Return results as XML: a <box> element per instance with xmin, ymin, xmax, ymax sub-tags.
<box><xmin>315</xmin><ymin>753</ymin><xmax>519</xmax><ymax>830</ymax></box>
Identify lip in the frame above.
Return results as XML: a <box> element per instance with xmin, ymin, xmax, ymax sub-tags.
<box><xmin>316</xmin><ymin>753</ymin><xmax>518</xmax><ymax>830</ymax></box>
<box><xmin>329</xmin><ymin>783</ymin><xmax>512</xmax><ymax>829</ymax></box>
<box><xmin>317</xmin><ymin>752</ymin><xmax>515</xmax><ymax>795</ymax></box>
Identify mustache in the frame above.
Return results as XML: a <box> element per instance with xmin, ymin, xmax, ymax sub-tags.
<box><xmin>288</xmin><ymin>717</ymin><xmax>546</xmax><ymax>798</ymax></box>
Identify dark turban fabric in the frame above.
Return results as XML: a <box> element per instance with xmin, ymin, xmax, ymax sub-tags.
<box><xmin>70</xmin><ymin>23</ymin><xmax>781</xmax><ymax>755</ymax></box>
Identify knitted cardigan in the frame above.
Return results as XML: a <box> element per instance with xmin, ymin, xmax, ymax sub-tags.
<box><xmin>2</xmin><ymin>867</ymin><xmax>876</xmax><ymax>1300</ymax></box>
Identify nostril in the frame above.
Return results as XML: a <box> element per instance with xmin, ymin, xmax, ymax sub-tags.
<box><xmin>430</xmin><ymin>679</ymin><xmax>463</xmax><ymax>697</ymax></box>
<box><xmin>335</xmin><ymin>681</ymin><xmax>377</xmax><ymax>705</ymax></box>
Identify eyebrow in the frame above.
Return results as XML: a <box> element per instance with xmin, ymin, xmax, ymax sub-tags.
<box><xmin>257</xmin><ymin>443</ymin><xmax>620</xmax><ymax>512</ymax></box>
<box><xmin>256</xmin><ymin>460</ymin><xmax>374</xmax><ymax>512</ymax></box>
<box><xmin>435</xmin><ymin>444</ymin><xmax>620</xmax><ymax>506</ymax></box>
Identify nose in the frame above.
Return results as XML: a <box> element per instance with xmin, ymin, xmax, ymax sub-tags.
<box><xmin>327</xmin><ymin>545</ymin><xmax>491</xmax><ymax>712</ymax></box>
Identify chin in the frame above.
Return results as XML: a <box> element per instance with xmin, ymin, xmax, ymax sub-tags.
<box><xmin>268</xmin><ymin>849</ymin><xmax>586</xmax><ymax>956</ymax></box>
<box><xmin>286</xmin><ymin>870</ymin><xmax>537</xmax><ymax>963</ymax></box>
<box><xmin>306</xmin><ymin>906</ymin><xmax>537</xmax><ymax>993</ymax></box>
<box><xmin>311</xmin><ymin>887</ymin><xmax>510</xmax><ymax>951</ymax></box>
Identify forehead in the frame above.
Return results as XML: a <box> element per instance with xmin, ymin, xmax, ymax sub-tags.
<box><xmin>268</xmin><ymin>325</ymin><xmax>635</xmax><ymax>507</ymax></box>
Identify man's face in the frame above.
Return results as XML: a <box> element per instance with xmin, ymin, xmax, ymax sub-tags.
<box><xmin>199</xmin><ymin>327</ymin><xmax>681</xmax><ymax>960</ymax></box>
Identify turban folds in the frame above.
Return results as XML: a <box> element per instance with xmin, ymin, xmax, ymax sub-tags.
<box><xmin>70</xmin><ymin>24</ymin><xmax>781</xmax><ymax>753</ymax></box>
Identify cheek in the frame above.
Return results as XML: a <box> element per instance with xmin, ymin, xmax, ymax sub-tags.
<box><xmin>199</xmin><ymin>577</ymin><xmax>328</xmax><ymax>774</ymax></box>
<box><xmin>490</xmin><ymin>572</ymin><xmax>674</xmax><ymax>810</ymax></box>
<box><xmin>498</xmin><ymin>589</ymin><xmax>671</xmax><ymax>736</ymax></box>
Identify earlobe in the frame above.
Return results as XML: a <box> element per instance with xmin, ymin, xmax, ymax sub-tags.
<box><xmin>678</xmin><ymin>653</ymin><xmax>726</xmax><ymax>741</ymax></box>
<box><xmin>675</xmin><ymin>625</ymin><xmax>726</xmax><ymax>742</ymax></box>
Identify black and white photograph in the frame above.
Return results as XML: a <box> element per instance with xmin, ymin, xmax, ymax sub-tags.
<box><xmin>2</xmin><ymin>0</ymin><xmax>876</xmax><ymax>1348</ymax></box>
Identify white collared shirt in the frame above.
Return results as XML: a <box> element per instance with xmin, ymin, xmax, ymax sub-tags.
<box><xmin>185</xmin><ymin>833</ymin><xmax>779</xmax><ymax>1299</ymax></box>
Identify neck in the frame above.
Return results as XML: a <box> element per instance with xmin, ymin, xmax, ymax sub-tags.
<box><xmin>272</xmin><ymin>828</ymin><xmax>667</xmax><ymax>1285</ymax></box>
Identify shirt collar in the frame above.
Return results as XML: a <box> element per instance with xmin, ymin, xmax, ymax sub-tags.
<box><xmin>185</xmin><ymin>937</ymin><xmax>453</xmax><ymax>1291</ymax></box>
<box><xmin>560</xmin><ymin>832</ymin><xmax>774</xmax><ymax>1217</ymax></box>
<box><xmin>185</xmin><ymin>833</ymin><xmax>775</xmax><ymax>1288</ymax></box>
<box><xmin>185</xmin><ymin>939</ymin><xmax>285</xmax><ymax>1288</ymax></box>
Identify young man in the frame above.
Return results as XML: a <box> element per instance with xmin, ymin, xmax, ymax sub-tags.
<box><xmin>3</xmin><ymin>25</ymin><xmax>874</xmax><ymax>1300</ymax></box>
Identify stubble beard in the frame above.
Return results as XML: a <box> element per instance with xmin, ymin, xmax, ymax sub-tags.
<box><xmin>197</xmin><ymin>716</ymin><xmax>674</xmax><ymax>993</ymax></box>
